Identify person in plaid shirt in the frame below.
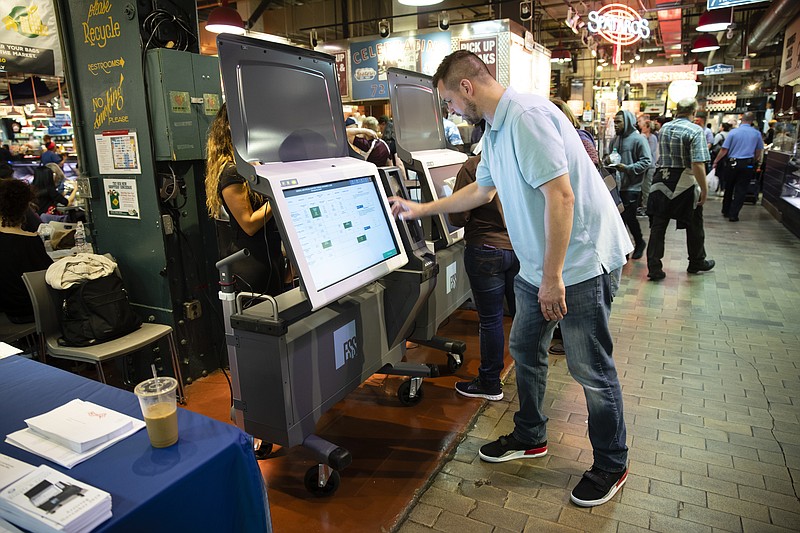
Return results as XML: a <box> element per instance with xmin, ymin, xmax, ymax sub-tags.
<box><xmin>645</xmin><ymin>98</ymin><xmax>715</xmax><ymax>281</ymax></box>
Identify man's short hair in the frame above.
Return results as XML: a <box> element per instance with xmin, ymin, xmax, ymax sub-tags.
<box><xmin>741</xmin><ymin>112</ymin><xmax>755</xmax><ymax>123</ymax></box>
<box><xmin>675</xmin><ymin>98</ymin><xmax>697</xmax><ymax>117</ymax></box>
<box><xmin>378</xmin><ymin>115</ymin><xmax>390</xmax><ymax>124</ymax></box>
<box><xmin>432</xmin><ymin>50</ymin><xmax>492</xmax><ymax>91</ymax></box>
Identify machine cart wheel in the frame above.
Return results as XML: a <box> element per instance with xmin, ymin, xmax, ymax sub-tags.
<box><xmin>398</xmin><ymin>377</ymin><xmax>424</xmax><ymax>406</ymax></box>
<box><xmin>447</xmin><ymin>352</ymin><xmax>463</xmax><ymax>373</ymax></box>
<box><xmin>304</xmin><ymin>464</ymin><xmax>341</xmax><ymax>497</ymax></box>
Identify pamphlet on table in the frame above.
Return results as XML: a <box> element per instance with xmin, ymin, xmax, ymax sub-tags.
<box><xmin>0</xmin><ymin>463</ymin><xmax>111</xmax><ymax>533</ymax></box>
<box><xmin>4</xmin><ymin>400</ymin><xmax>145</xmax><ymax>468</ymax></box>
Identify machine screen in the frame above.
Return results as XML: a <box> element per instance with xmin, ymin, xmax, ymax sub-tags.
<box><xmin>426</xmin><ymin>163</ymin><xmax>464</xmax><ymax>234</ymax></box>
<box><xmin>284</xmin><ymin>177</ymin><xmax>401</xmax><ymax>291</ymax></box>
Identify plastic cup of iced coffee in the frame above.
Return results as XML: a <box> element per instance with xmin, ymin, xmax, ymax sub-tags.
<box><xmin>134</xmin><ymin>377</ymin><xmax>179</xmax><ymax>448</ymax></box>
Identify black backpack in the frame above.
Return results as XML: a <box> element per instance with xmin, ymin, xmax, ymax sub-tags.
<box><xmin>58</xmin><ymin>275</ymin><xmax>142</xmax><ymax>347</ymax></box>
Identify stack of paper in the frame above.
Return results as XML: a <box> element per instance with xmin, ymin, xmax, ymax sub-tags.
<box><xmin>0</xmin><ymin>463</ymin><xmax>111</xmax><ymax>533</ymax></box>
<box><xmin>25</xmin><ymin>400</ymin><xmax>134</xmax><ymax>453</ymax></box>
<box><xmin>5</xmin><ymin>400</ymin><xmax>145</xmax><ymax>469</ymax></box>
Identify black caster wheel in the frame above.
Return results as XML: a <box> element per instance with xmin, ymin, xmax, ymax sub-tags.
<box><xmin>447</xmin><ymin>352</ymin><xmax>463</xmax><ymax>373</ymax></box>
<box><xmin>254</xmin><ymin>440</ymin><xmax>273</xmax><ymax>460</ymax></box>
<box><xmin>304</xmin><ymin>466</ymin><xmax>340</xmax><ymax>497</ymax></box>
<box><xmin>397</xmin><ymin>379</ymin><xmax>423</xmax><ymax>406</ymax></box>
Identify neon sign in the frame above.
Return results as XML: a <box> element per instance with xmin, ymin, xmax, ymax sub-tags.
<box><xmin>587</xmin><ymin>4</ymin><xmax>650</xmax><ymax>46</ymax></box>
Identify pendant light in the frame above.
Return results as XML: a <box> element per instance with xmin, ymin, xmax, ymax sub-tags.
<box><xmin>696</xmin><ymin>8</ymin><xmax>732</xmax><ymax>32</ymax></box>
<box><xmin>206</xmin><ymin>0</ymin><xmax>245</xmax><ymax>35</ymax></box>
<box><xmin>690</xmin><ymin>34</ymin><xmax>720</xmax><ymax>53</ymax></box>
<box><xmin>5</xmin><ymin>74</ymin><xmax>22</xmax><ymax>116</ymax></box>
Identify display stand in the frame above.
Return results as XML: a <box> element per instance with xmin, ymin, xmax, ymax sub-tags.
<box><xmin>216</xmin><ymin>35</ymin><xmax>441</xmax><ymax>496</ymax></box>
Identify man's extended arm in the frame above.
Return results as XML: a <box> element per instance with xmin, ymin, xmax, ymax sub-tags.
<box><xmin>390</xmin><ymin>181</ymin><xmax>495</xmax><ymax>220</ymax></box>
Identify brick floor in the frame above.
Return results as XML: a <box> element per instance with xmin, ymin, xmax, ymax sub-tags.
<box><xmin>397</xmin><ymin>200</ymin><xmax>800</xmax><ymax>532</ymax></box>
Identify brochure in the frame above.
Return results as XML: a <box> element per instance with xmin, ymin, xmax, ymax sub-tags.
<box><xmin>0</xmin><ymin>465</ymin><xmax>111</xmax><ymax>533</ymax></box>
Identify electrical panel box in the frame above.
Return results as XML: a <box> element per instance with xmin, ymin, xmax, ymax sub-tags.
<box><xmin>145</xmin><ymin>48</ymin><xmax>222</xmax><ymax>161</ymax></box>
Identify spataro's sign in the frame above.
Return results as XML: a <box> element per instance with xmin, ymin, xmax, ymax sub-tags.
<box><xmin>587</xmin><ymin>4</ymin><xmax>651</xmax><ymax>46</ymax></box>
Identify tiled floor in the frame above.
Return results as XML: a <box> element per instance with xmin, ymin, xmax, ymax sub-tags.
<box><xmin>182</xmin><ymin>196</ymin><xmax>800</xmax><ymax>532</ymax></box>
<box><xmin>398</xmin><ymin>198</ymin><xmax>800</xmax><ymax>533</ymax></box>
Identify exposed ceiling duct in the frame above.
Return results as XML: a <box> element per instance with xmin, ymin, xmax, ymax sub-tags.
<box><xmin>726</xmin><ymin>0</ymin><xmax>800</xmax><ymax>58</ymax></box>
<box><xmin>747</xmin><ymin>0</ymin><xmax>800</xmax><ymax>51</ymax></box>
<box><xmin>656</xmin><ymin>0</ymin><xmax>682</xmax><ymax>59</ymax></box>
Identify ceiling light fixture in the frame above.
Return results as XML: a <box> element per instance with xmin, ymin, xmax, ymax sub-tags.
<box><xmin>550</xmin><ymin>49</ymin><xmax>572</xmax><ymax>63</ymax></box>
<box><xmin>696</xmin><ymin>8</ymin><xmax>732</xmax><ymax>32</ymax></box>
<box><xmin>690</xmin><ymin>34</ymin><xmax>720</xmax><ymax>53</ymax></box>
<box><xmin>646</xmin><ymin>58</ymin><xmax>654</xmax><ymax>64</ymax></box>
<box><xmin>206</xmin><ymin>0</ymin><xmax>245</xmax><ymax>34</ymax></box>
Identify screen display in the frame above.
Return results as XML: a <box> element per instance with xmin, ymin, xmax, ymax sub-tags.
<box><xmin>284</xmin><ymin>177</ymin><xmax>401</xmax><ymax>291</ymax></box>
<box><xmin>426</xmin><ymin>163</ymin><xmax>464</xmax><ymax>234</ymax></box>
<box><xmin>382</xmin><ymin>169</ymin><xmax>425</xmax><ymax>244</ymax></box>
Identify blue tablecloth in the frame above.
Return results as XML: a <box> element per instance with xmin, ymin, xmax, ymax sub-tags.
<box><xmin>0</xmin><ymin>356</ymin><xmax>271</xmax><ymax>532</ymax></box>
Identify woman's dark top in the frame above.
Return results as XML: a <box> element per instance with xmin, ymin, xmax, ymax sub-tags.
<box><xmin>34</xmin><ymin>180</ymin><xmax>68</xmax><ymax>215</ymax></box>
<box><xmin>0</xmin><ymin>232</ymin><xmax>53</xmax><ymax>322</ymax></box>
<box><xmin>449</xmin><ymin>155</ymin><xmax>513</xmax><ymax>250</ymax></box>
<box><xmin>216</xmin><ymin>164</ymin><xmax>285</xmax><ymax>296</ymax></box>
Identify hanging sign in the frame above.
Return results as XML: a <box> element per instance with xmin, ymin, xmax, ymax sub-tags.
<box><xmin>706</xmin><ymin>92</ymin><xmax>738</xmax><ymax>112</ymax></box>
<box><xmin>631</xmin><ymin>65</ymin><xmax>698</xmax><ymax>84</ymax></box>
<box><xmin>587</xmin><ymin>4</ymin><xmax>651</xmax><ymax>46</ymax></box>
<box><xmin>703</xmin><ymin>64</ymin><xmax>734</xmax><ymax>76</ymax></box>
<box><xmin>350</xmin><ymin>32</ymin><xmax>451</xmax><ymax>100</ymax></box>
<box><xmin>708</xmin><ymin>0</ymin><xmax>763</xmax><ymax>10</ymax></box>
<box><xmin>779</xmin><ymin>16</ymin><xmax>800</xmax><ymax>87</ymax></box>
<box><xmin>587</xmin><ymin>4</ymin><xmax>650</xmax><ymax>69</ymax></box>
<box><xmin>0</xmin><ymin>0</ymin><xmax>63</xmax><ymax>75</ymax></box>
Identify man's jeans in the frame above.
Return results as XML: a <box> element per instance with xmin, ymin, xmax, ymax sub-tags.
<box><xmin>464</xmin><ymin>244</ymin><xmax>520</xmax><ymax>386</ymax></box>
<box><xmin>509</xmin><ymin>273</ymin><xmax>628</xmax><ymax>473</ymax></box>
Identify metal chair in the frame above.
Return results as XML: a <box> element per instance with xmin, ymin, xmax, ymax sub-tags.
<box><xmin>22</xmin><ymin>270</ymin><xmax>186</xmax><ymax>402</ymax></box>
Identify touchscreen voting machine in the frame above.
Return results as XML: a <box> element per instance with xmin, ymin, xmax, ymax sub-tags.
<box><xmin>217</xmin><ymin>35</ymin><xmax>439</xmax><ymax>495</ymax></box>
<box><xmin>387</xmin><ymin>67</ymin><xmax>472</xmax><ymax>357</ymax></box>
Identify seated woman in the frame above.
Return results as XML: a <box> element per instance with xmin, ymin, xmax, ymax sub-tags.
<box><xmin>204</xmin><ymin>103</ymin><xmax>287</xmax><ymax>296</ymax></box>
<box><xmin>30</xmin><ymin>164</ymin><xmax>76</xmax><ymax>222</ymax></box>
<box><xmin>0</xmin><ymin>178</ymin><xmax>52</xmax><ymax>323</ymax></box>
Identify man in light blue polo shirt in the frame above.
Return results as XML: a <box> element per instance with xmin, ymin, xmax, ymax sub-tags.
<box><xmin>390</xmin><ymin>51</ymin><xmax>632</xmax><ymax>508</ymax></box>
<box><xmin>712</xmin><ymin>112</ymin><xmax>763</xmax><ymax>222</ymax></box>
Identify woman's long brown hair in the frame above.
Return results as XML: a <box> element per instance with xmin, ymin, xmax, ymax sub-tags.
<box><xmin>204</xmin><ymin>102</ymin><xmax>261</xmax><ymax>218</ymax></box>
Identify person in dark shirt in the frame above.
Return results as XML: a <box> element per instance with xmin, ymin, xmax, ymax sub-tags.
<box><xmin>449</xmin><ymin>153</ymin><xmax>519</xmax><ymax>401</ymax></box>
<box><xmin>41</xmin><ymin>141</ymin><xmax>64</xmax><ymax>167</ymax></box>
<box><xmin>0</xmin><ymin>178</ymin><xmax>53</xmax><ymax>323</ymax></box>
<box><xmin>0</xmin><ymin>144</ymin><xmax>12</xmax><ymax>163</ymax></box>
<box><xmin>30</xmin><ymin>160</ymin><xmax>76</xmax><ymax>220</ymax></box>
<box><xmin>204</xmin><ymin>103</ymin><xmax>286</xmax><ymax>296</ymax></box>
<box><xmin>346</xmin><ymin>124</ymin><xmax>392</xmax><ymax>167</ymax></box>
<box><xmin>0</xmin><ymin>163</ymin><xmax>40</xmax><ymax>232</ymax></box>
